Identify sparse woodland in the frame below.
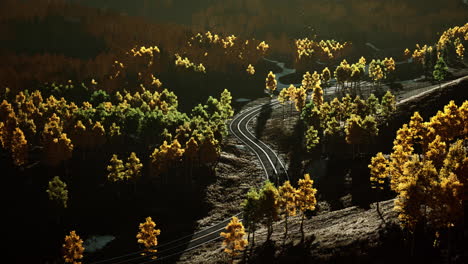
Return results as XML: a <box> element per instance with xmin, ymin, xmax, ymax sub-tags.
<box><xmin>0</xmin><ymin>1</ymin><xmax>467</xmax><ymax>263</ymax></box>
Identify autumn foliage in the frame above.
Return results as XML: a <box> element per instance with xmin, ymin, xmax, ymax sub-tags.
<box><xmin>368</xmin><ymin>101</ymin><xmax>468</xmax><ymax>231</ymax></box>
<box><xmin>136</xmin><ymin>217</ymin><xmax>161</xmax><ymax>259</ymax></box>
<box><xmin>220</xmin><ymin>216</ymin><xmax>248</xmax><ymax>262</ymax></box>
<box><xmin>63</xmin><ymin>231</ymin><xmax>84</xmax><ymax>264</ymax></box>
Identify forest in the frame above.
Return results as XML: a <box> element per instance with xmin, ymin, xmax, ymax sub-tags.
<box><xmin>0</xmin><ymin>0</ymin><xmax>467</xmax><ymax>263</ymax></box>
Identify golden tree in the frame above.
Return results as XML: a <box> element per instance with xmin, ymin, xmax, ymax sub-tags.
<box><xmin>369</xmin><ymin>152</ymin><xmax>388</xmax><ymax>190</ymax></box>
<box><xmin>296</xmin><ymin>173</ymin><xmax>317</xmax><ymax>241</ymax></box>
<box><xmin>305</xmin><ymin>126</ymin><xmax>320</xmax><ymax>152</ymax></box>
<box><xmin>107</xmin><ymin>154</ymin><xmax>125</xmax><ymax>182</ymax></box>
<box><xmin>301</xmin><ymin>71</ymin><xmax>313</xmax><ymax>91</ymax></box>
<box><xmin>220</xmin><ymin>216</ymin><xmax>248</xmax><ymax>263</ymax></box>
<box><xmin>369</xmin><ymin>101</ymin><xmax>468</xmax><ymax>233</ymax></box>
<box><xmin>321</xmin><ymin>67</ymin><xmax>331</xmax><ymax>86</ymax></box>
<box><xmin>278</xmin><ymin>88</ymin><xmax>290</xmax><ymax>120</ymax></box>
<box><xmin>11</xmin><ymin>127</ymin><xmax>28</xmax><ymax>166</ymax></box>
<box><xmin>294</xmin><ymin>86</ymin><xmax>307</xmax><ymax>112</ymax></box>
<box><xmin>63</xmin><ymin>230</ymin><xmax>84</xmax><ymax>264</ymax></box>
<box><xmin>369</xmin><ymin>152</ymin><xmax>389</xmax><ymax>221</ymax></box>
<box><xmin>246</xmin><ymin>64</ymin><xmax>255</xmax><ymax>75</ymax></box>
<box><xmin>125</xmin><ymin>152</ymin><xmax>143</xmax><ymax>181</ymax></box>
<box><xmin>136</xmin><ymin>216</ymin><xmax>161</xmax><ymax>259</ymax></box>
<box><xmin>369</xmin><ymin>59</ymin><xmax>384</xmax><ymax>89</ymax></box>
<box><xmin>278</xmin><ymin>181</ymin><xmax>297</xmax><ymax>241</ymax></box>
<box><xmin>42</xmin><ymin>114</ymin><xmax>73</xmax><ymax>167</ymax></box>
<box><xmin>265</xmin><ymin>71</ymin><xmax>277</xmax><ymax>96</ymax></box>
<box><xmin>312</xmin><ymin>81</ymin><xmax>324</xmax><ymax>107</ymax></box>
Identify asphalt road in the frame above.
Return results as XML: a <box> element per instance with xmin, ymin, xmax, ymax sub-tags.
<box><xmin>91</xmin><ymin>100</ymin><xmax>289</xmax><ymax>264</ymax></box>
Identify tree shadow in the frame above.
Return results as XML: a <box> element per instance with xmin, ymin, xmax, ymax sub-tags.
<box><xmin>286</xmin><ymin>119</ymin><xmax>306</xmax><ymax>183</ymax></box>
<box><xmin>254</xmin><ymin>102</ymin><xmax>273</xmax><ymax>139</ymax></box>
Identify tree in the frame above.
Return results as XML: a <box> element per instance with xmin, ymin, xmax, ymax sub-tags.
<box><xmin>265</xmin><ymin>71</ymin><xmax>277</xmax><ymax>96</ymax></box>
<box><xmin>369</xmin><ymin>60</ymin><xmax>384</xmax><ymax>90</ymax></box>
<box><xmin>219</xmin><ymin>89</ymin><xmax>234</xmax><ymax>120</ymax></box>
<box><xmin>42</xmin><ymin>114</ymin><xmax>74</xmax><ymax>167</ymax></box>
<box><xmin>259</xmin><ymin>181</ymin><xmax>279</xmax><ymax>241</ymax></box>
<box><xmin>278</xmin><ymin>88</ymin><xmax>289</xmax><ymax>120</ymax></box>
<box><xmin>368</xmin><ymin>153</ymin><xmax>388</xmax><ymax>221</ymax></box>
<box><xmin>125</xmin><ymin>152</ymin><xmax>143</xmax><ymax>184</ymax></box>
<box><xmin>242</xmin><ymin>188</ymin><xmax>261</xmax><ymax>246</ymax></box>
<box><xmin>107</xmin><ymin>154</ymin><xmax>126</xmax><ymax>182</ymax></box>
<box><xmin>184</xmin><ymin>136</ymin><xmax>199</xmax><ymax>181</ymax></box>
<box><xmin>63</xmin><ymin>230</ymin><xmax>84</xmax><ymax>264</ymax></box>
<box><xmin>296</xmin><ymin>174</ymin><xmax>317</xmax><ymax>241</ymax></box>
<box><xmin>220</xmin><ymin>216</ymin><xmax>248</xmax><ymax>263</ymax></box>
<box><xmin>305</xmin><ymin>126</ymin><xmax>320</xmax><ymax>152</ymax></box>
<box><xmin>11</xmin><ymin>127</ymin><xmax>28</xmax><ymax>166</ymax></box>
<box><xmin>321</xmin><ymin>67</ymin><xmax>331</xmax><ymax>87</ymax></box>
<box><xmin>433</xmin><ymin>56</ymin><xmax>449</xmax><ymax>87</ymax></box>
<box><xmin>278</xmin><ymin>181</ymin><xmax>297</xmax><ymax>242</ymax></box>
<box><xmin>380</xmin><ymin>91</ymin><xmax>396</xmax><ymax>120</ymax></box>
<box><xmin>246</xmin><ymin>64</ymin><xmax>255</xmax><ymax>75</ymax></box>
<box><xmin>312</xmin><ymin>81</ymin><xmax>324</xmax><ymax>108</ymax></box>
<box><xmin>294</xmin><ymin>86</ymin><xmax>307</xmax><ymax>112</ymax></box>
<box><xmin>136</xmin><ymin>216</ymin><xmax>161</xmax><ymax>259</ymax></box>
<box><xmin>345</xmin><ymin>114</ymin><xmax>363</xmax><ymax>145</ymax></box>
<box><xmin>46</xmin><ymin>176</ymin><xmax>68</xmax><ymax>209</ymax></box>
<box><xmin>369</xmin><ymin>101</ymin><xmax>468</xmax><ymax>237</ymax></box>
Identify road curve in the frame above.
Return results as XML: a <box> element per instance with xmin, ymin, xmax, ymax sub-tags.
<box><xmin>91</xmin><ymin>74</ymin><xmax>468</xmax><ymax>264</ymax></box>
<box><xmin>89</xmin><ymin>100</ymin><xmax>288</xmax><ymax>264</ymax></box>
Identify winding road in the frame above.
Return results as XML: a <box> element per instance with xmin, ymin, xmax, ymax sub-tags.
<box><xmin>90</xmin><ymin>67</ymin><xmax>468</xmax><ymax>264</ymax></box>
<box><xmin>89</xmin><ymin>100</ymin><xmax>289</xmax><ymax>264</ymax></box>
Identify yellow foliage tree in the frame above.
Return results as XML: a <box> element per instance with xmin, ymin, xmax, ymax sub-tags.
<box><xmin>246</xmin><ymin>64</ymin><xmax>255</xmax><ymax>75</ymax></box>
<box><xmin>107</xmin><ymin>154</ymin><xmax>125</xmax><ymax>182</ymax></box>
<box><xmin>63</xmin><ymin>231</ymin><xmax>84</xmax><ymax>264</ymax></box>
<box><xmin>136</xmin><ymin>216</ymin><xmax>161</xmax><ymax>259</ymax></box>
<box><xmin>296</xmin><ymin>174</ymin><xmax>317</xmax><ymax>241</ymax></box>
<box><xmin>294</xmin><ymin>86</ymin><xmax>307</xmax><ymax>112</ymax></box>
<box><xmin>220</xmin><ymin>216</ymin><xmax>248</xmax><ymax>263</ymax></box>
<box><xmin>265</xmin><ymin>71</ymin><xmax>277</xmax><ymax>96</ymax></box>
<box><xmin>278</xmin><ymin>181</ymin><xmax>297</xmax><ymax>241</ymax></box>
<box><xmin>11</xmin><ymin>127</ymin><xmax>28</xmax><ymax>166</ymax></box>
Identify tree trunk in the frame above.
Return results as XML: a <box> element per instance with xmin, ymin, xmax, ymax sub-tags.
<box><xmin>300</xmin><ymin>213</ymin><xmax>305</xmax><ymax>242</ymax></box>
<box><xmin>283</xmin><ymin>215</ymin><xmax>289</xmax><ymax>245</ymax></box>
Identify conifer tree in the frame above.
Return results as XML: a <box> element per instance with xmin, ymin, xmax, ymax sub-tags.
<box><xmin>433</xmin><ymin>56</ymin><xmax>449</xmax><ymax>87</ymax></box>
